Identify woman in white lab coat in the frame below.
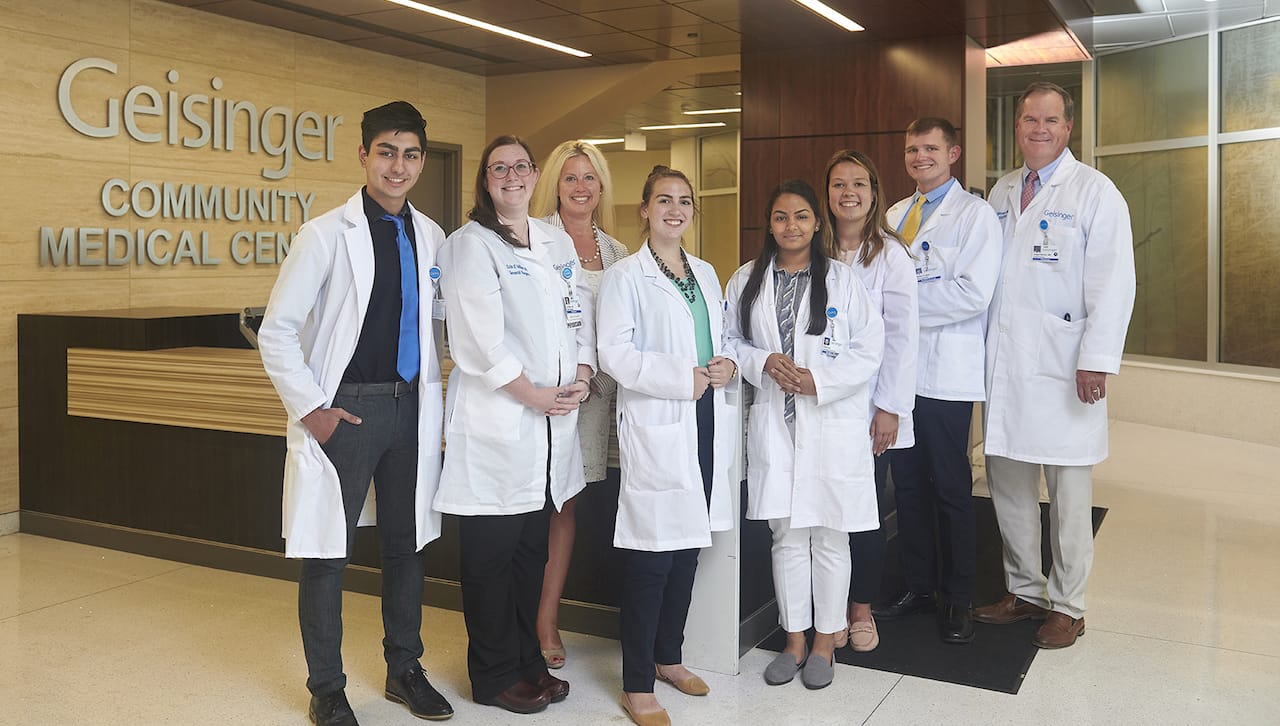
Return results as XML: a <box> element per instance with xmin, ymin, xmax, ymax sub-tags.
<box><xmin>435</xmin><ymin>135</ymin><xmax>595</xmax><ymax>714</ymax></box>
<box><xmin>725</xmin><ymin>179</ymin><xmax>884</xmax><ymax>689</ymax></box>
<box><xmin>528</xmin><ymin>140</ymin><xmax>629</xmax><ymax>671</ymax></box>
<box><xmin>596</xmin><ymin>165</ymin><xmax>738</xmax><ymax>726</ymax></box>
<box><xmin>823</xmin><ymin>149</ymin><xmax>920</xmax><ymax>652</ymax></box>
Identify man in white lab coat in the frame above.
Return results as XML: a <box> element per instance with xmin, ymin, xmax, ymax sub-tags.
<box><xmin>881</xmin><ymin>117</ymin><xmax>1001</xmax><ymax>645</ymax></box>
<box><xmin>259</xmin><ymin>101</ymin><xmax>453</xmax><ymax>725</ymax></box>
<box><xmin>975</xmin><ymin>83</ymin><xmax>1135</xmax><ymax>649</ymax></box>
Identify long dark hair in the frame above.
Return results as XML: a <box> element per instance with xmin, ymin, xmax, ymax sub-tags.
<box><xmin>821</xmin><ymin>149</ymin><xmax>908</xmax><ymax>267</ymax></box>
<box><xmin>737</xmin><ymin>180</ymin><xmax>830</xmax><ymax>343</ymax></box>
<box><xmin>469</xmin><ymin>134</ymin><xmax>537</xmax><ymax>248</ymax></box>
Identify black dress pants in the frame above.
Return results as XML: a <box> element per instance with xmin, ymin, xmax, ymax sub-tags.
<box><xmin>887</xmin><ymin>396</ymin><xmax>976</xmax><ymax>606</ymax></box>
<box><xmin>619</xmin><ymin>387</ymin><xmax>714</xmax><ymax>693</ymax></box>
<box><xmin>457</xmin><ymin>490</ymin><xmax>553</xmax><ymax>702</ymax></box>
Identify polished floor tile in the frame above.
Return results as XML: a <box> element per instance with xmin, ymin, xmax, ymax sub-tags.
<box><xmin>1</xmin><ymin>420</ymin><xmax>1277</xmax><ymax>725</ymax></box>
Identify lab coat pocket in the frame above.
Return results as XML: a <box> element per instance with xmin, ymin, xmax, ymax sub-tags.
<box><xmin>746</xmin><ymin>403</ymin><xmax>771</xmax><ymax>468</ymax></box>
<box><xmin>929</xmin><ymin>331</ymin><xmax>982</xmax><ymax>392</ymax></box>
<box><xmin>1038</xmin><ymin>313</ymin><xmax>1086</xmax><ymax>381</ymax></box>
<box><xmin>819</xmin><ymin>419</ymin><xmax>865</xmax><ymax>482</ymax></box>
<box><xmin>461</xmin><ymin>385</ymin><xmax>526</xmax><ymax>441</ymax></box>
<box><xmin>620</xmin><ymin>419</ymin><xmax>693</xmax><ymax>493</ymax></box>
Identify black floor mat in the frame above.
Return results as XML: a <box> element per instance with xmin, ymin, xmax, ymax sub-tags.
<box><xmin>759</xmin><ymin>496</ymin><xmax>1107</xmax><ymax>694</ymax></box>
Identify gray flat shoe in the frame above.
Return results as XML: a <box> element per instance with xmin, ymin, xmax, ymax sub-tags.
<box><xmin>763</xmin><ymin>650</ymin><xmax>805</xmax><ymax>685</ymax></box>
<box><xmin>801</xmin><ymin>653</ymin><xmax>834</xmax><ymax>690</ymax></box>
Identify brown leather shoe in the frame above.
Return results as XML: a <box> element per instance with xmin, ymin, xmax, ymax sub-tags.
<box><xmin>475</xmin><ymin>680</ymin><xmax>550</xmax><ymax>714</ymax></box>
<box><xmin>1034</xmin><ymin>611</ymin><xmax>1085</xmax><ymax>649</ymax></box>
<box><xmin>973</xmin><ymin>593</ymin><xmax>1049</xmax><ymax>624</ymax></box>
<box><xmin>532</xmin><ymin>672</ymin><xmax>569</xmax><ymax>703</ymax></box>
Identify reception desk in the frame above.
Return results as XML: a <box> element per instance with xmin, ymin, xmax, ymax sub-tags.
<box><xmin>18</xmin><ymin>308</ymin><xmax>777</xmax><ymax>672</ymax></box>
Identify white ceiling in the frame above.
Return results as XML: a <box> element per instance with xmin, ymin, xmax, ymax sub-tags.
<box><xmin>1089</xmin><ymin>0</ymin><xmax>1278</xmax><ymax>51</ymax></box>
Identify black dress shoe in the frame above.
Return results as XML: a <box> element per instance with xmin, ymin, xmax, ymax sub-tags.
<box><xmin>309</xmin><ymin>690</ymin><xmax>359</xmax><ymax>726</ymax></box>
<box><xmin>476</xmin><ymin>680</ymin><xmax>551</xmax><ymax>714</ymax></box>
<box><xmin>532</xmin><ymin>672</ymin><xmax>570</xmax><ymax>703</ymax></box>
<box><xmin>939</xmin><ymin>603</ymin><xmax>975</xmax><ymax>644</ymax></box>
<box><xmin>872</xmin><ymin>591</ymin><xmax>936</xmax><ymax>619</ymax></box>
<box><xmin>385</xmin><ymin>664</ymin><xmax>454</xmax><ymax>720</ymax></box>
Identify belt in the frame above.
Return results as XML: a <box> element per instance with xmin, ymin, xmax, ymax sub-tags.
<box><xmin>335</xmin><ymin>379</ymin><xmax>418</xmax><ymax>398</ymax></box>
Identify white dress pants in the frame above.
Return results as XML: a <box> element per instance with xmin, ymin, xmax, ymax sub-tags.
<box><xmin>985</xmin><ymin>455</ymin><xmax>1094</xmax><ymax>618</ymax></box>
<box><xmin>768</xmin><ymin>518</ymin><xmax>850</xmax><ymax>634</ymax></box>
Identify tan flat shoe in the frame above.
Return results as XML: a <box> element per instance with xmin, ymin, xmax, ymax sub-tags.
<box><xmin>620</xmin><ymin>693</ymin><xmax>671</xmax><ymax>726</ymax></box>
<box><xmin>655</xmin><ymin>666</ymin><xmax>710</xmax><ymax>696</ymax></box>
<box><xmin>849</xmin><ymin>617</ymin><xmax>880</xmax><ymax>652</ymax></box>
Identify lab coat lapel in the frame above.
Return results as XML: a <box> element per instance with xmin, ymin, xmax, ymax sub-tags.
<box><xmin>340</xmin><ymin>195</ymin><xmax>374</xmax><ymax>327</ymax></box>
<box><xmin>756</xmin><ymin>257</ymin><xmax>783</xmax><ymax>352</ymax></box>
<box><xmin>640</xmin><ymin>242</ymin><xmax>691</xmax><ymax>317</ymax></box>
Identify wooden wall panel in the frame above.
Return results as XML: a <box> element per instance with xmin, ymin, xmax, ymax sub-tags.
<box><xmin>741</xmin><ymin>33</ymin><xmax>969</xmax><ymax>263</ymax></box>
<box><xmin>0</xmin><ymin>0</ymin><xmax>488</xmax><ymax>515</ymax></box>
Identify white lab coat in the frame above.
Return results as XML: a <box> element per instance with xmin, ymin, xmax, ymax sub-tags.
<box><xmin>597</xmin><ymin>244</ymin><xmax>737</xmax><ymax>552</ymax></box>
<box><xmin>259</xmin><ymin>191</ymin><xmax>446</xmax><ymax>558</ymax></box>
<box><xmin>434</xmin><ymin>218</ymin><xmax>597</xmax><ymax>515</ymax></box>
<box><xmin>984</xmin><ymin>150</ymin><xmax>1136</xmax><ymax>465</ymax></box>
<box><xmin>886</xmin><ymin>180</ymin><xmax>1002</xmax><ymax>401</ymax></box>
<box><xmin>725</xmin><ymin>258</ymin><xmax>884</xmax><ymax>531</ymax></box>
<box><xmin>840</xmin><ymin>241</ymin><xmax>919</xmax><ymax>449</ymax></box>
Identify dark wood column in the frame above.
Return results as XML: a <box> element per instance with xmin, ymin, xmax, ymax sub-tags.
<box><xmin>740</xmin><ymin>31</ymin><xmax>967</xmax><ymax>261</ymax></box>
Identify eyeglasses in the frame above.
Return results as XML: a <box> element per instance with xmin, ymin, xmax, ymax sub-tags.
<box><xmin>486</xmin><ymin>160</ymin><xmax>536</xmax><ymax>179</ymax></box>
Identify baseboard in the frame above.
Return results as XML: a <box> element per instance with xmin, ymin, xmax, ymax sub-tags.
<box><xmin>18</xmin><ymin>511</ymin><xmax>620</xmax><ymax>640</ymax></box>
<box><xmin>738</xmin><ymin>599</ymin><xmax>780</xmax><ymax>657</ymax></box>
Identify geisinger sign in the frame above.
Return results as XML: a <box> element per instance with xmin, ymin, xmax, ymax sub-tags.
<box><xmin>41</xmin><ymin>57</ymin><xmax>345</xmax><ymax>267</ymax></box>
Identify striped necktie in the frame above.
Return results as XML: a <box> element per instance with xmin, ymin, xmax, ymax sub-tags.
<box><xmin>381</xmin><ymin>213</ymin><xmax>420</xmax><ymax>383</ymax></box>
<box><xmin>900</xmin><ymin>194</ymin><xmax>927</xmax><ymax>243</ymax></box>
<box><xmin>777</xmin><ymin>272</ymin><xmax>798</xmax><ymax>424</ymax></box>
<box><xmin>1020</xmin><ymin>169</ymin><xmax>1039</xmax><ymax>212</ymax></box>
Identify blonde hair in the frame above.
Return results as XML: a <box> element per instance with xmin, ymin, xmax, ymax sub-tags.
<box><xmin>530</xmin><ymin>140</ymin><xmax>616</xmax><ymax>234</ymax></box>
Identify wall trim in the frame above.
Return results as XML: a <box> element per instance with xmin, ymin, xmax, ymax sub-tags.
<box><xmin>0</xmin><ymin>511</ymin><xmax>18</xmax><ymax>536</ymax></box>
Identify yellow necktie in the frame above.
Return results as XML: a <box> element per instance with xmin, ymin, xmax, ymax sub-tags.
<box><xmin>900</xmin><ymin>194</ymin><xmax>927</xmax><ymax>243</ymax></box>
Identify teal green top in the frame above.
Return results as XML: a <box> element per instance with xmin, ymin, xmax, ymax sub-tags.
<box><xmin>671</xmin><ymin>276</ymin><xmax>714</xmax><ymax>366</ymax></box>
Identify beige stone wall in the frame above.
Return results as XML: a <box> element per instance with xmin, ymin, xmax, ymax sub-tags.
<box><xmin>0</xmin><ymin>0</ymin><xmax>486</xmax><ymax>515</ymax></box>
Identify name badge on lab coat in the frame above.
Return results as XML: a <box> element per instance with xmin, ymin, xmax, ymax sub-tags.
<box><xmin>821</xmin><ymin>306</ymin><xmax>840</xmax><ymax>359</ymax></box>
<box><xmin>428</xmin><ymin>266</ymin><xmax>446</xmax><ymax>320</ymax></box>
<box><xmin>915</xmin><ymin>241</ymin><xmax>942</xmax><ymax>282</ymax></box>
<box><xmin>561</xmin><ymin>266</ymin><xmax>583</xmax><ymax>329</ymax></box>
<box><xmin>1031</xmin><ymin>219</ymin><xmax>1060</xmax><ymax>262</ymax></box>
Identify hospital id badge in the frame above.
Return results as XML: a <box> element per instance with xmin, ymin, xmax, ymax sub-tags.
<box><xmin>431</xmin><ymin>298</ymin><xmax>447</xmax><ymax>321</ymax></box>
<box><xmin>563</xmin><ymin>294</ymin><xmax>583</xmax><ymax>329</ymax></box>
<box><xmin>915</xmin><ymin>259</ymin><xmax>941</xmax><ymax>282</ymax></box>
<box><xmin>1031</xmin><ymin>220</ymin><xmax>1060</xmax><ymax>262</ymax></box>
<box><xmin>820</xmin><ymin>307</ymin><xmax>840</xmax><ymax>359</ymax></box>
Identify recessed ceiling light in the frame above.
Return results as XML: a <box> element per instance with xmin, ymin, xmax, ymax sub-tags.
<box><xmin>580</xmin><ymin>138</ymin><xmax>625</xmax><ymax>145</ymax></box>
<box><xmin>682</xmin><ymin>107</ymin><xmax>742</xmax><ymax>115</ymax></box>
<box><xmin>385</xmin><ymin>0</ymin><xmax>591</xmax><ymax>57</ymax></box>
<box><xmin>790</xmin><ymin>0</ymin><xmax>864</xmax><ymax>32</ymax></box>
<box><xmin>639</xmin><ymin>122</ymin><xmax>728</xmax><ymax>131</ymax></box>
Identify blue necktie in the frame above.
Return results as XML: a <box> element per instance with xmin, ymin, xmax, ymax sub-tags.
<box><xmin>382</xmin><ymin>213</ymin><xmax>419</xmax><ymax>383</ymax></box>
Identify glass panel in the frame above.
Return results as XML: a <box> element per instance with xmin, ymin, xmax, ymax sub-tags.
<box><xmin>1221</xmin><ymin>20</ymin><xmax>1280</xmax><ymax>133</ymax></box>
<box><xmin>1097</xmin><ymin>35</ymin><xmax>1208</xmax><ymax>146</ymax></box>
<box><xmin>1098</xmin><ymin>148</ymin><xmax>1208</xmax><ymax>361</ymax></box>
<box><xmin>1220</xmin><ymin>139</ymin><xmax>1280</xmax><ymax>367</ymax></box>
<box><xmin>698</xmin><ymin>193</ymin><xmax>739</xmax><ymax>285</ymax></box>
<box><xmin>699</xmin><ymin>132</ymin><xmax>737</xmax><ymax>190</ymax></box>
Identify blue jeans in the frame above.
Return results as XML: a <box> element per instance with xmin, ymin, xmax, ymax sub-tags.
<box><xmin>299</xmin><ymin>387</ymin><xmax>424</xmax><ymax>697</ymax></box>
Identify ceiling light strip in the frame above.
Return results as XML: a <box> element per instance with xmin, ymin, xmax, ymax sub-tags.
<box><xmin>639</xmin><ymin>122</ymin><xmax>727</xmax><ymax>131</ymax></box>
<box><xmin>790</xmin><ymin>0</ymin><xmax>864</xmax><ymax>32</ymax></box>
<box><xmin>386</xmin><ymin>0</ymin><xmax>591</xmax><ymax>57</ymax></box>
<box><xmin>580</xmin><ymin>138</ymin><xmax>625</xmax><ymax>145</ymax></box>
<box><xmin>682</xmin><ymin>108</ymin><xmax>742</xmax><ymax>115</ymax></box>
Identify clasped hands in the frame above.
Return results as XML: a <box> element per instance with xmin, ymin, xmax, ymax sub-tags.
<box><xmin>692</xmin><ymin>356</ymin><xmax>737</xmax><ymax>399</ymax></box>
<box><xmin>763</xmin><ymin>352</ymin><xmax>816</xmax><ymax>396</ymax></box>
